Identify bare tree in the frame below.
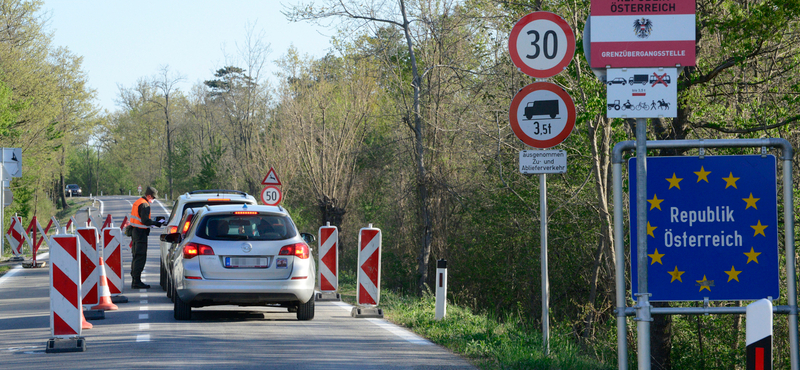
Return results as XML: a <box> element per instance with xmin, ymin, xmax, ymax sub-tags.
<box><xmin>151</xmin><ymin>65</ymin><xmax>185</xmax><ymax>199</ymax></box>
<box><xmin>286</xmin><ymin>0</ymin><xmax>436</xmax><ymax>294</ymax></box>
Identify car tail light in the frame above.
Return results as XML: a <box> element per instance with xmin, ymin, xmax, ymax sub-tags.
<box><xmin>207</xmin><ymin>198</ymin><xmax>230</xmax><ymax>201</ymax></box>
<box><xmin>184</xmin><ymin>242</ymin><xmax>214</xmax><ymax>259</ymax></box>
<box><xmin>182</xmin><ymin>214</ymin><xmax>194</xmax><ymax>234</ymax></box>
<box><xmin>169</xmin><ymin>226</ymin><xmax>178</xmax><ymax>233</ymax></box>
<box><xmin>234</xmin><ymin>211</ymin><xmax>258</xmax><ymax>215</ymax></box>
<box><xmin>279</xmin><ymin>243</ymin><xmax>309</xmax><ymax>259</ymax></box>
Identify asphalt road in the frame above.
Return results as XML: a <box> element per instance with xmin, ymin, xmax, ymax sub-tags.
<box><xmin>0</xmin><ymin>196</ymin><xmax>475</xmax><ymax>369</ymax></box>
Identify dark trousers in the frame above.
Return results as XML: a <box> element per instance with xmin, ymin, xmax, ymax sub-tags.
<box><xmin>130</xmin><ymin>227</ymin><xmax>149</xmax><ymax>283</ymax></box>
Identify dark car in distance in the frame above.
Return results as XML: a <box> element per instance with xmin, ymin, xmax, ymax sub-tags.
<box><xmin>65</xmin><ymin>184</ymin><xmax>82</xmax><ymax>196</ymax></box>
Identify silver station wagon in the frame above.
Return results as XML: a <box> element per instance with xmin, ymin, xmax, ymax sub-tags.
<box><xmin>164</xmin><ymin>204</ymin><xmax>316</xmax><ymax>321</ymax></box>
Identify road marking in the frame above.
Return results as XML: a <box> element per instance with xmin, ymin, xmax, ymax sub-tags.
<box><xmin>139</xmin><ymin>306</ymin><xmax>149</xmax><ymax>311</ymax></box>
<box><xmin>0</xmin><ymin>253</ymin><xmax>49</xmax><ymax>287</ymax></box>
<box><xmin>139</xmin><ymin>314</ymin><xmax>149</xmax><ymax>320</ymax></box>
<box><xmin>0</xmin><ymin>266</ymin><xmax>23</xmax><ymax>286</ymax></box>
<box><xmin>329</xmin><ymin>302</ymin><xmax>432</xmax><ymax>346</ymax></box>
<box><xmin>139</xmin><ymin>323</ymin><xmax>150</xmax><ymax>330</ymax></box>
<box><xmin>366</xmin><ymin>318</ymin><xmax>433</xmax><ymax>346</ymax></box>
<box><xmin>140</xmin><ymin>300</ymin><xmax>148</xmax><ymax>304</ymax></box>
<box><xmin>136</xmin><ymin>334</ymin><xmax>150</xmax><ymax>342</ymax></box>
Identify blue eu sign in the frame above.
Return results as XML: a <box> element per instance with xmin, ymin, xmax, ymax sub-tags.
<box><xmin>630</xmin><ymin>155</ymin><xmax>779</xmax><ymax>301</ymax></box>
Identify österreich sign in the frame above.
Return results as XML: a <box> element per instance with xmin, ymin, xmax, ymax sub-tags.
<box><xmin>629</xmin><ymin>155</ymin><xmax>779</xmax><ymax>302</ymax></box>
<box><xmin>509</xmin><ymin>82</ymin><xmax>575</xmax><ymax>149</ymax></box>
<box><xmin>508</xmin><ymin>12</ymin><xmax>575</xmax><ymax>78</ymax></box>
<box><xmin>590</xmin><ymin>0</ymin><xmax>696</xmax><ymax>68</ymax></box>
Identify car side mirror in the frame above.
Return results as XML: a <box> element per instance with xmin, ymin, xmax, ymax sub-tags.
<box><xmin>164</xmin><ymin>232</ymin><xmax>182</xmax><ymax>244</ymax></box>
<box><xmin>300</xmin><ymin>232</ymin><xmax>316</xmax><ymax>245</ymax></box>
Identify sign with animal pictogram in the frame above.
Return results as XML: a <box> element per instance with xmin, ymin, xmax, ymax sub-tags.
<box><xmin>590</xmin><ymin>0</ymin><xmax>696</xmax><ymax>68</ymax></box>
<box><xmin>629</xmin><ymin>155</ymin><xmax>779</xmax><ymax>301</ymax></box>
<box><xmin>509</xmin><ymin>82</ymin><xmax>575</xmax><ymax>148</ymax></box>
<box><xmin>261</xmin><ymin>167</ymin><xmax>282</xmax><ymax>185</ymax></box>
<box><xmin>606</xmin><ymin>67</ymin><xmax>677</xmax><ymax>118</ymax></box>
<box><xmin>508</xmin><ymin>12</ymin><xmax>575</xmax><ymax>78</ymax></box>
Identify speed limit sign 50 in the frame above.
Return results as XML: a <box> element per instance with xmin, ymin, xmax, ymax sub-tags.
<box><xmin>509</xmin><ymin>12</ymin><xmax>575</xmax><ymax>78</ymax></box>
<box><xmin>261</xmin><ymin>186</ymin><xmax>282</xmax><ymax>206</ymax></box>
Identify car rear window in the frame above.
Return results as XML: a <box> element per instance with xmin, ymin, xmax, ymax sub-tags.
<box><xmin>196</xmin><ymin>214</ymin><xmax>297</xmax><ymax>241</ymax></box>
<box><xmin>168</xmin><ymin>200</ymin><xmax>253</xmax><ymax>225</ymax></box>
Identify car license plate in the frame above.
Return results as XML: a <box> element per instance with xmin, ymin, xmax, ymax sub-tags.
<box><xmin>224</xmin><ymin>257</ymin><xmax>268</xmax><ymax>268</ymax></box>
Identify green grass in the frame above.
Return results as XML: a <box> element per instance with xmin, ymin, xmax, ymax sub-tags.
<box><xmin>336</xmin><ymin>271</ymin><xmax>611</xmax><ymax>370</ymax></box>
<box><xmin>54</xmin><ymin>198</ymin><xmax>93</xmax><ymax>225</ymax></box>
<box><xmin>0</xmin><ymin>265</ymin><xmax>10</xmax><ymax>276</ymax></box>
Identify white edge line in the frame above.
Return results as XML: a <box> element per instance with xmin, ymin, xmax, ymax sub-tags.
<box><xmin>329</xmin><ymin>301</ymin><xmax>432</xmax><ymax>346</ymax></box>
<box><xmin>0</xmin><ymin>265</ymin><xmax>23</xmax><ymax>286</ymax></box>
<box><xmin>0</xmin><ymin>252</ymin><xmax>50</xmax><ymax>287</ymax></box>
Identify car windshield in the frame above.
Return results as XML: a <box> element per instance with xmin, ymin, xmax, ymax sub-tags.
<box><xmin>196</xmin><ymin>214</ymin><xmax>296</xmax><ymax>241</ymax></box>
<box><xmin>67</xmin><ymin>184</ymin><xmax>79</xmax><ymax>189</ymax></box>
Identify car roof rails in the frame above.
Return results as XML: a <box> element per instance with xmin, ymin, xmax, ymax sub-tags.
<box><xmin>187</xmin><ymin>189</ymin><xmax>248</xmax><ymax>197</ymax></box>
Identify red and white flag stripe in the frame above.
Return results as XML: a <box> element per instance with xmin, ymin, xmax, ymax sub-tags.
<box><xmin>590</xmin><ymin>0</ymin><xmax>696</xmax><ymax>68</ymax></box>
<box><xmin>318</xmin><ymin>226</ymin><xmax>338</xmax><ymax>292</ymax></box>
<box><xmin>103</xmin><ymin>228</ymin><xmax>124</xmax><ymax>295</ymax></box>
<box><xmin>357</xmin><ymin>227</ymin><xmax>382</xmax><ymax>307</ymax></box>
<box><xmin>50</xmin><ymin>234</ymin><xmax>82</xmax><ymax>337</ymax></box>
<box><xmin>77</xmin><ymin>227</ymin><xmax>99</xmax><ymax>306</ymax></box>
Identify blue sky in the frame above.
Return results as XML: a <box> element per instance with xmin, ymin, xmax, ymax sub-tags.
<box><xmin>44</xmin><ymin>0</ymin><xmax>333</xmax><ymax>113</ymax></box>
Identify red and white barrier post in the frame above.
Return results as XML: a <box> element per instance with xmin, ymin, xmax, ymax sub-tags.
<box><xmin>316</xmin><ymin>223</ymin><xmax>340</xmax><ymax>301</ymax></box>
<box><xmin>747</xmin><ymin>299</ymin><xmax>773</xmax><ymax>370</ymax></box>
<box><xmin>435</xmin><ymin>259</ymin><xmax>448</xmax><ymax>320</ymax></box>
<box><xmin>352</xmin><ymin>224</ymin><xmax>383</xmax><ymax>318</ymax></box>
<box><xmin>102</xmin><ymin>227</ymin><xmax>128</xmax><ymax>303</ymax></box>
<box><xmin>77</xmin><ymin>227</ymin><xmax>104</xmax><ymax>320</ymax></box>
<box><xmin>119</xmin><ymin>216</ymin><xmax>131</xmax><ymax>253</ymax></box>
<box><xmin>22</xmin><ymin>216</ymin><xmax>48</xmax><ymax>268</ymax></box>
<box><xmin>101</xmin><ymin>214</ymin><xmax>113</xmax><ymax>229</ymax></box>
<box><xmin>6</xmin><ymin>216</ymin><xmax>25</xmax><ymax>261</ymax></box>
<box><xmin>46</xmin><ymin>233</ymin><xmax>86</xmax><ymax>353</ymax></box>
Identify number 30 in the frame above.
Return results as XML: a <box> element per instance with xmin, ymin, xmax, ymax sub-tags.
<box><xmin>525</xmin><ymin>30</ymin><xmax>558</xmax><ymax>60</ymax></box>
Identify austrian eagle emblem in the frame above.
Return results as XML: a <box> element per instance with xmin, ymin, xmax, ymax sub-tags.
<box><xmin>633</xmin><ymin>18</ymin><xmax>653</xmax><ymax>38</ymax></box>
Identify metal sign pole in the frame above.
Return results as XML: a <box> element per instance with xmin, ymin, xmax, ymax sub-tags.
<box><xmin>1</xmin><ymin>149</ymin><xmax>5</xmax><ymax>258</ymax></box>
<box><xmin>540</xmin><ymin>173</ymin><xmax>550</xmax><ymax>356</ymax></box>
<box><xmin>613</xmin><ymin>158</ymin><xmax>628</xmax><ymax>370</ymax></box>
<box><xmin>635</xmin><ymin>118</ymin><xmax>651</xmax><ymax>370</ymax></box>
<box><xmin>783</xmin><ymin>154</ymin><xmax>799</xmax><ymax>370</ymax></box>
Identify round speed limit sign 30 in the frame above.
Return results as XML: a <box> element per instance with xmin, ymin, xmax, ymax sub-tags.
<box><xmin>509</xmin><ymin>82</ymin><xmax>575</xmax><ymax>149</ymax></box>
<box><xmin>508</xmin><ymin>12</ymin><xmax>575</xmax><ymax>78</ymax></box>
<box><xmin>261</xmin><ymin>186</ymin><xmax>282</xmax><ymax>206</ymax></box>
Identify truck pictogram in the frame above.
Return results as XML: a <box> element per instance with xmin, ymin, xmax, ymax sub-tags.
<box><xmin>629</xmin><ymin>74</ymin><xmax>649</xmax><ymax>85</ymax></box>
<box><xmin>524</xmin><ymin>100</ymin><xmax>559</xmax><ymax>120</ymax></box>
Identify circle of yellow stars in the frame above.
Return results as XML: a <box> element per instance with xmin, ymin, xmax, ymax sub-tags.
<box><xmin>643</xmin><ymin>166</ymin><xmax>769</xmax><ymax>292</ymax></box>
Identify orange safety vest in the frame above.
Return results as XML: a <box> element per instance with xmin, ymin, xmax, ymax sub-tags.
<box><xmin>130</xmin><ymin>197</ymin><xmax>149</xmax><ymax>229</ymax></box>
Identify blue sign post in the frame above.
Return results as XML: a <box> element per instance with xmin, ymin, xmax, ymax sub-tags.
<box><xmin>630</xmin><ymin>155</ymin><xmax>779</xmax><ymax>301</ymax></box>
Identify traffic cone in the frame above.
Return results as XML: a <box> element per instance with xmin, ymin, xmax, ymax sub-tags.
<box><xmin>91</xmin><ymin>258</ymin><xmax>118</xmax><ymax>311</ymax></box>
<box><xmin>81</xmin><ymin>309</ymin><xmax>93</xmax><ymax>330</ymax></box>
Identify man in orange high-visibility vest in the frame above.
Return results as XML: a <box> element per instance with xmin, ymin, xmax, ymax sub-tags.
<box><xmin>130</xmin><ymin>186</ymin><xmax>164</xmax><ymax>289</ymax></box>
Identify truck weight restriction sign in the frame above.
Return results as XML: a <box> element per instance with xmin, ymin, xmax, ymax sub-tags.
<box><xmin>508</xmin><ymin>12</ymin><xmax>575</xmax><ymax>78</ymax></box>
<box><xmin>509</xmin><ymin>82</ymin><xmax>575</xmax><ymax>148</ymax></box>
<box><xmin>260</xmin><ymin>186</ymin><xmax>282</xmax><ymax>206</ymax></box>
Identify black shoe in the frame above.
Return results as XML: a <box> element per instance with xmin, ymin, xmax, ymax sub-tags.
<box><xmin>131</xmin><ymin>282</ymin><xmax>151</xmax><ymax>289</ymax></box>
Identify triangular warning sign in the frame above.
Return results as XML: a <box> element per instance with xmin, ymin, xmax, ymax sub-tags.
<box><xmin>261</xmin><ymin>167</ymin><xmax>282</xmax><ymax>185</ymax></box>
